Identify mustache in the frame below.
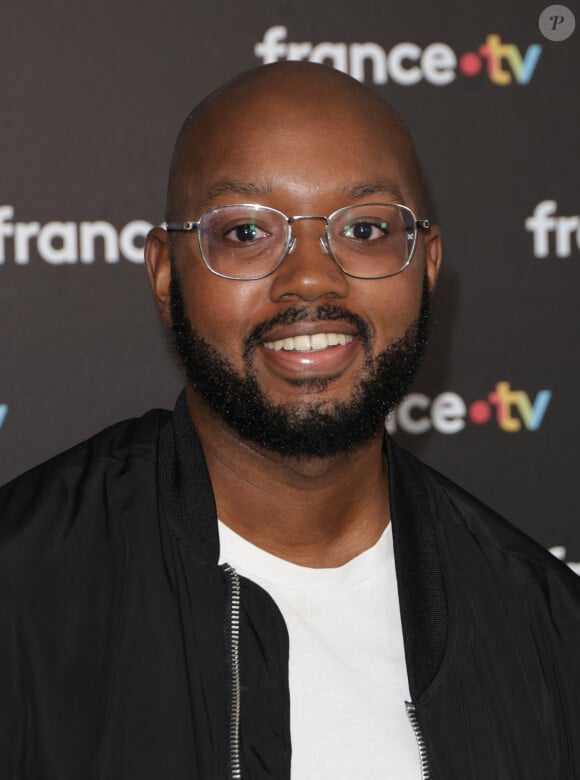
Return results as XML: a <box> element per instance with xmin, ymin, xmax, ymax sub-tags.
<box><xmin>243</xmin><ymin>303</ymin><xmax>372</xmax><ymax>357</ymax></box>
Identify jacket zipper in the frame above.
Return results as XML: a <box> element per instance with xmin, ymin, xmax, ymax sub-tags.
<box><xmin>223</xmin><ymin>564</ymin><xmax>242</xmax><ymax>780</ymax></box>
<box><xmin>405</xmin><ymin>702</ymin><xmax>430</xmax><ymax>779</ymax></box>
<box><xmin>222</xmin><ymin>565</ymin><xmax>425</xmax><ymax>780</ymax></box>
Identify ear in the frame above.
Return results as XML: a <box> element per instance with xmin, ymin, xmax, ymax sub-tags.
<box><xmin>423</xmin><ymin>224</ymin><xmax>442</xmax><ymax>293</ymax></box>
<box><xmin>145</xmin><ymin>227</ymin><xmax>173</xmax><ymax>326</ymax></box>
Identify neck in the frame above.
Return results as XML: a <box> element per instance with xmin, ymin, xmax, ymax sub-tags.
<box><xmin>186</xmin><ymin>387</ymin><xmax>391</xmax><ymax>568</ymax></box>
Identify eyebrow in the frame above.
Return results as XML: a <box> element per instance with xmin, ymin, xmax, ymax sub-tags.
<box><xmin>202</xmin><ymin>177</ymin><xmax>405</xmax><ymax>205</ymax></box>
<box><xmin>204</xmin><ymin>178</ymin><xmax>274</xmax><ymax>203</ymax></box>
<box><xmin>343</xmin><ymin>179</ymin><xmax>405</xmax><ymax>202</ymax></box>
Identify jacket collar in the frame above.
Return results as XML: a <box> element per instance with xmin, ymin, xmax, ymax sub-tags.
<box><xmin>158</xmin><ymin>390</ymin><xmax>220</xmax><ymax>563</ymax></box>
<box><xmin>160</xmin><ymin>389</ymin><xmax>448</xmax><ymax>701</ymax></box>
<box><xmin>385</xmin><ymin>436</ymin><xmax>448</xmax><ymax>700</ymax></box>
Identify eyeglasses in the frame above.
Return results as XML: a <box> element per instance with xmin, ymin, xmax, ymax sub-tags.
<box><xmin>166</xmin><ymin>202</ymin><xmax>430</xmax><ymax>281</ymax></box>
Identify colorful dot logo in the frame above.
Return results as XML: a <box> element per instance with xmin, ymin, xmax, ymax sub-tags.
<box><xmin>386</xmin><ymin>382</ymin><xmax>552</xmax><ymax>436</ymax></box>
<box><xmin>458</xmin><ymin>52</ymin><xmax>482</xmax><ymax>77</ymax></box>
<box><xmin>457</xmin><ymin>35</ymin><xmax>542</xmax><ymax>85</ymax></box>
<box><xmin>468</xmin><ymin>400</ymin><xmax>492</xmax><ymax>424</ymax></box>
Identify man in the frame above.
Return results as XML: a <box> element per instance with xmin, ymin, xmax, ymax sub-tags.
<box><xmin>0</xmin><ymin>62</ymin><xmax>578</xmax><ymax>779</ymax></box>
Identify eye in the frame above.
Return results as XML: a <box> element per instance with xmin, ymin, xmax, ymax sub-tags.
<box><xmin>342</xmin><ymin>219</ymin><xmax>389</xmax><ymax>241</ymax></box>
<box><xmin>224</xmin><ymin>223</ymin><xmax>269</xmax><ymax>243</ymax></box>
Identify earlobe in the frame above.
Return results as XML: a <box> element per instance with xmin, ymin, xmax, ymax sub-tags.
<box><xmin>424</xmin><ymin>225</ymin><xmax>442</xmax><ymax>292</ymax></box>
<box><xmin>145</xmin><ymin>227</ymin><xmax>173</xmax><ymax>325</ymax></box>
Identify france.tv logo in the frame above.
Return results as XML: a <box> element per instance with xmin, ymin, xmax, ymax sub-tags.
<box><xmin>457</xmin><ymin>35</ymin><xmax>541</xmax><ymax>85</ymax></box>
<box><xmin>255</xmin><ymin>27</ymin><xmax>542</xmax><ymax>86</ymax></box>
<box><xmin>387</xmin><ymin>382</ymin><xmax>552</xmax><ymax>435</ymax></box>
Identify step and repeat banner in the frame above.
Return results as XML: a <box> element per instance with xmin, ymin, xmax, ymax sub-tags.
<box><xmin>0</xmin><ymin>1</ymin><xmax>578</xmax><ymax>570</ymax></box>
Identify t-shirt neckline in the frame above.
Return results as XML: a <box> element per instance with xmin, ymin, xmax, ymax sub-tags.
<box><xmin>218</xmin><ymin>520</ymin><xmax>393</xmax><ymax>592</ymax></box>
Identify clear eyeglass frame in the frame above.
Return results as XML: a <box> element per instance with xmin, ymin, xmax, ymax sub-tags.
<box><xmin>166</xmin><ymin>202</ymin><xmax>430</xmax><ymax>281</ymax></box>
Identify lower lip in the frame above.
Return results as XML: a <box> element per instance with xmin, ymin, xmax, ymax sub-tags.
<box><xmin>258</xmin><ymin>337</ymin><xmax>360</xmax><ymax>378</ymax></box>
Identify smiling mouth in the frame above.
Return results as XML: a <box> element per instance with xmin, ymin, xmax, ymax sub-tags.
<box><xmin>263</xmin><ymin>333</ymin><xmax>355</xmax><ymax>353</ymax></box>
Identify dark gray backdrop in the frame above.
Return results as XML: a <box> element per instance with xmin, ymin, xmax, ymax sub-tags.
<box><xmin>1</xmin><ymin>0</ymin><xmax>578</xmax><ymax>570</ymax></box>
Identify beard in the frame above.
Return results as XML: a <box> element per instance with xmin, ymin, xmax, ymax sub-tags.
<box><xmin>169</xmin><ymin>271</ymin><xmax>431</xmax><ymax>457</ymax></box>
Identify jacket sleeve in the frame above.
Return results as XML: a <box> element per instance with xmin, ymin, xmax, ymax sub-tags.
<box><xmin>534</xmin><ymin>564</ymin><xmax>580</xmax><ymax>773</ymax></box>
<box><xmin>0</xmin><ymin>588</ymin><xmax>30</xmax><ymax>777</ymax></box>
<box><xmin>0</xmin><ymin>443</ymin><xmax>128</xmax><ymax>778</ymax></box>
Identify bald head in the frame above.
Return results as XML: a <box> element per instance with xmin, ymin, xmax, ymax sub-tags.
<box><xmin>166</xmin><ymin>62</ymin><xmax>428</xmax><ymax>223</ymax></box>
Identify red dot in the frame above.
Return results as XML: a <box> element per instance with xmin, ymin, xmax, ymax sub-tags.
<box><xmin>469</xmin><ymin>400</ymin><xmax>492</xmax><ymax>424</ymax></box>
<box><xmin>459</xmin><ymin>52</ymin><xmax>482</xmax><ymax>77</ymax></box>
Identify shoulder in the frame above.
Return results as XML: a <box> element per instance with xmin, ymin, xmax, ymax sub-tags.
<box><xmin>392</xmin><ymin>442</ymin><xmax>580</xmax><ymax>701</ymax></box>
<box><xmin>391</xmin><ymin>440</ymin><xmax>580</xmax><ymax>591</ymax></box>
<box><xmin>0</xmin><ymin>409</ymin><xmax>173</xmax><ymax>740</ymax></box>
<box><xmin>0</xmin><ymin>408</ymin><xmax>171</xmax><ymax>562</ymax></box>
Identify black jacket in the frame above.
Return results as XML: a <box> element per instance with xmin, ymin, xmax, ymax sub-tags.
<box><xmin>0</xmin><ymin>396</ymin><xmax>579</xmax><ymax>779</ymax></box>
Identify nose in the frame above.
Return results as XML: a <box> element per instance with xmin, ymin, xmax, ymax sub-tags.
<box><xmin>269</xmin><ymin>221</ymin><xmax>349</xmax><ymax>303</ymax></box>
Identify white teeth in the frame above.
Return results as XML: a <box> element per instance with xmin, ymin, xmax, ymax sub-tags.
<box><xmin>310</xmin><ymin>333</ymin><xmax>328</xmax><ymax>350</ymax></box>
<box><xmin>293</xmin><ymin>335</ymin><xmax>312</xmax><ymax>352</ymax></box>
<box><xmin>263</xmin><ymin>332</ymin><xmax>354</xmax><ymax>352</ymax></box>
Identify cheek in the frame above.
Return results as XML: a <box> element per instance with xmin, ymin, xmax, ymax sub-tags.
<box><xmin>363</xmin><ymin>268</ymin><xmax>425</xmax><ymax>346</ymax></box>
<box><xmin>178</xmin><ymin>263</ymin><xmax>269</xmax><ymax>353</ymax></box>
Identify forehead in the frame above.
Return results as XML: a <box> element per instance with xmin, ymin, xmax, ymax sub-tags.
<box><xmin>176</xmin><ymin>78</ymin><xmax>421</xmax><ymax>214</ymax></box>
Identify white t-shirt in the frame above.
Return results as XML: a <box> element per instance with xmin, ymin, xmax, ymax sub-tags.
<box><xmin>218</xmin><ymin>521</ymin><xmax>420</xmax><ymax>779</ymax></box>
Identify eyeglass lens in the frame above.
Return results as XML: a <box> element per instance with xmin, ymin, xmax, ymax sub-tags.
<box><xmin>199</xmin><ymin>204</ymin><xmax>416</xmax><ymax>279</ymax></box>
